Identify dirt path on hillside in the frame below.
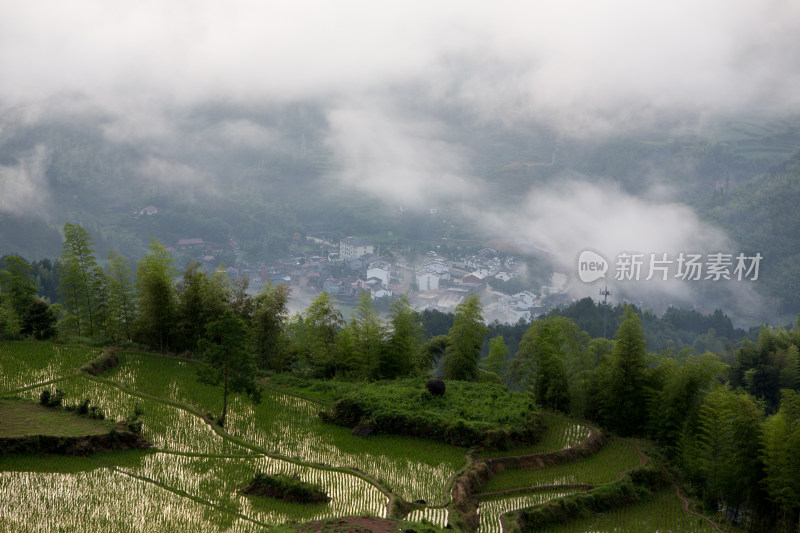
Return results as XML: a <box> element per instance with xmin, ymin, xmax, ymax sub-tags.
<box><xmin>672</xmin><ymin>482</ymin><xmax>724</xmax><ymax>533</ymax></box>
<box><xmin>617</xmin><ymin>442</ymin><xmax>722</xmax><ymax>532</ymax></box>
<box><xmin>616</xmin><ymin>439</ymin><xmax>648</xmax><ymax>480</ymax></box>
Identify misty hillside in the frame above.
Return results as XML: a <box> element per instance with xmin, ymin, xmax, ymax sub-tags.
<box><xmin>2</xmin><ymin>107</ymin><xmax>799</xmax><ymax>317</ymax></box>
<box><xmin>3</xmin><ymin>1</ymin><xmax>800</xmax><ymax>325</ymax></box>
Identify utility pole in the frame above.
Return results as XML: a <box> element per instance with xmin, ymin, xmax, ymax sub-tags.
<box><xmin>600</xmin><ymin>284</ymin><xmax>612</xmax><ymax>338</ymax></box>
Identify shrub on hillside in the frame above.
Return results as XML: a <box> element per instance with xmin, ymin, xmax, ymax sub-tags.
<box><xmin>39</xmin><ymin>388</ymin><xmax>63</xmax><ymax>407</ymax></box>
<box><xmin>319</xmin><ymin>379</ymin><xmax>544</xmax><ymax>449</ymax></box>
<box><xmin>240</xmin><ymin>473</ymin><xmax>329</xmax><ymax>504</ymax></box>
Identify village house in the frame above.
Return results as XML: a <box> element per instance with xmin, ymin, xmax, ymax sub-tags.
<box><xmin>461</xmin><ymin>272</ymin><xmax>486</xmax><ymax>285</ymax></box>
<box><xmin>370</xmin><ymin>285</ymin><xmax>392</xmax><ymax>299</ymax></box>
<box><xmin>415</xmin><ymin>287</ymin><xmax>468</xmax><ymax>312</ymax></box>
<box><xmin>367</xmin><ymin>260</ymin><xmax>392</xmax><ymax>289</ymax></box>
<box><xmin>464</xmin><ymin>248</ymin><xmax>502</xmax><ymax>277</ymax></box>
<box><xmin>416</xmin><ymin>259</ymin><xmax>450</xmax><ymax>292</ymax></box>
<box><xmin>360</xmin><ymin>277</ymin><xmax>392</xmax><ymax>299</ymax></box>
<box><xmin>339</xmin><ymin>236</ymin><xmax>374</xmax><ymax>261</ymax></box>
<box><xmin>346</xmin><ymin>253</ymin><xmax>378</xmax><ymax>271</ymax></box>
<box><xmin>417</xmin><ymin>271</ymin><xmax>441</xmax><ymax>291</ymax></box>
<box><xmin>498</xmin><ymin>291</ymin><xmax>540</xmax><ymax>323</ymax></box>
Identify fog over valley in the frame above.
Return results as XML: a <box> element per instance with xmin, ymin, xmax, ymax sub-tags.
<box><xmin>2</xmin><ymin>0</ymin><xmax>800</xmax><ymax>324</ymax></box>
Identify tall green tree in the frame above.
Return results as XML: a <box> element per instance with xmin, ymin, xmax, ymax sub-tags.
<box><xmin>176</xmin><ymin>262</ymin><xmax>230</xmax><ymax>353</ymax></box>
<box><xmin>251</xmin><ymin>283</ymin><xmax>291</xmax><ymax>370</ymax></box>
<box><xmin>732</xmin><ymin>327</ymin><xmax>783</xmax><ymax>411</ymax></box>
<box><xmin>135</xmin><ymin>239</ymin><xmax>176</xmax><ymax>351</ymax></box>
<box><xmin>0</xmin><ymin>294</ymin><xmax>20</xmax><ymax>339</ymax></box>
<box><xmin>444</xmin><ymin>294</ymin><xmax>487</xmax><ymax>381</ymax></box>
<box><xmin>90</xmin><ymin>264</ymin><xmax>109</xmax><ymax>338</ymax></box>
<box><xmin>781</xmin><ymin>344</ymin><xmax>800</xmax><ymax>390</ymax></box>
<box><xmin>105</xmin><ymin>250</ymin><xmax>137</xmax><ymax>342</ymax></box>
<box><xmin>648</xmin><ymin>352</ymin><xmax>728</xmax><ymax>452</ymax></box>
<box><xmin>480</xmin><ymin>335</ymin><xmax>509</xmax><ymax>382</ymax></box>
<box><xmin>289</xmin><ymin>292</ymin><xmax>343</xmax><ymax>377</ymax></box>
<box><xmin>761</xmin><ymin>389</ymin><xmax>800</xmax><ymax>530</ymax></box>
<box><xmin>726</xmin><ymin>389</ymin><xmax>766</xmax><ymax>520</ymax></box>
<box><xmin>515</xmin><ymin>320</ymin><xmax>571</xmax><ymax>412</ymax></box>
<box><xmin>349</xmin><ymin>292</ymin><xmax>385</xmax><ymax>380</ymax></box>
<box><xmin>694</xmin><ymin>385</ymin><xmax>765</xmax><ymax>518</ymax></box>
<box><xmin>58</xmin><ymin>223</ymin><xmax>104</xmax><ymax>336</ymax></box>
<box><xmin>0</xmin><ymin>255</ymin><xmax>38</xmax><ymax>339</ymax></box>
<box><xmin>229</xmin><ymin>277</ymin><xmax>254</xmax><ymax>320</ymax></box>
<box><xmin>20</xmin><ymin>300</ymin><xmax>58</xmax><ymax>340</ymax></box>
<box><xmin>0</xmin><ymin>255</ymin><xmax>37</xmax><ymax>318</ymax></box>
<box><xmin>198</xmin><ymin>309</ymin><xmax>261</xmax><ymax>427</ymax></box>
<box><xmin>29</xmin><ymin>258</ymin><xmax>59</xmax><ymax>303</ymax></box>
<box><xmin>511</xmin><ymin>317</ymin><xmax>589</xmax><ymax>412</ymax></box>
<box><xmin>598</xmin><ymin>306</ymin><xmax>649</xmax><ymax>436</ymax></box>
<box><xmin>570</xmin><ymin>337</ymin><xmax>613</xmax><ymax>420</ymax></box>
<box><xmin>382</xmin><ymin>296</ymin><xmax>424</xmax><ymax>378</ymax></box>
<box><xmin>695</xmin><ymin>385</ymin><xmax>735</xmax><ymax>509</ymax></box>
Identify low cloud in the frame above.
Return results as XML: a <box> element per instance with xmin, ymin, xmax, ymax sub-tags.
<box><xmin>0</xmin><ymin>144</ymin><xmax>51</xmax><ymax>217</ymax></box>
<box><xmin>479</xmin><ymin>179</ymin><xmax>764</xmax><ymax>315</ymax></box>
<box><xmin>136</xmin><ymin>157</ymin><xmax>214</xmax><ymax>200</ymax></box>
<box><xmin>325</xmin><ymin>101</ymin><xmax>480</xmax><ymax>206</ymax></box>
<box><xmin>2</xmin><ymin>1</ymin><xmax>800</xmax><ymax>135</ymax></box>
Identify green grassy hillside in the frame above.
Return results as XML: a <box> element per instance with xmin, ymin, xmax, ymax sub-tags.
<box><xmin>0</xmin><ymin>342</ymin><xmax>725</xmax><ymax>532</ymax></box>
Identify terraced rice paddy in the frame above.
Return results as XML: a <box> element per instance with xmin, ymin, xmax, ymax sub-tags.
<box><xmin>0</xmin><ymin>342</ymin><xmax>715</xmax><ymax>532</ymax></box>
<box><xmin>0</xmin><ymin>462</ymin><xmax>264</xmax><ymax>532</ymax></box>
<box><xmin>0</xmin><ymin>344</ymin><xmax>391</xmax><ymax>529</ymax></box>
<box><xmin>119</xmin><ymin>452</ymin><xmax>388</xmax><ymax>523</ymax></box>
<box><xmin>538</xmin><ymin>489</ymin><xmax>719</xmax><ymax>532</ymax></box>
<box><xmin>406</xmin><ymin>507</ymin><xmax>449</xmax><ymax>527</ymax></box>
<box><xmin>477</xmin><ymin>412</ymin><xmax>591</xmax><ymax>458</ymax></box>
<box><xmin>15</xmin><ymin>375</ymin><xmax>249</xmax><ymax>455</ymax></box>
<box><xmin>0</xmin><ymin>342</ymin><xmax>98</xmax><ymax>392</ymax></box>
<box><xmin>480</xmin><ymin>439</ymin><xmax>642</xmax><ymax>493</ymax></box>
<box><xmin>106</xmin><ymin>352</ymin><xmax>465</xmax><ymax>504</ymax></box>
<box><xmin>477</xmin><ymin>489</ymin><xmax>583</xmax><ymax>533</ymax></box>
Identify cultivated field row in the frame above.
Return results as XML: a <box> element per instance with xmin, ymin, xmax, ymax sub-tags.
<box><xmin>0</xmin><ymin>342</ymin><xmax>718</xmax><ymax>532</ymax></box>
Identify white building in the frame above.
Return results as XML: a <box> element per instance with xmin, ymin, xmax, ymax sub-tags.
<box><xmin>498</xmin><ymin>291</ymin><xmax>538</xmax><ymax>323</ymax></box>
<box><xmin>339</xmin><ymin>237</ymin><xmax>374</xmax><ymax>261</ymax></box>
<box><xmin>370</xmin><ymin>286</ymin><xmax>392</xmax><ymax>299</ymax></box>
<box><xmin>417</xmin><ymin>271</ymin><xmax>441</xmax><ymax>291</ymax></box>
<box><xmin>367</xmin><ymin>260</ymin><xmax>391</xmax><ymax>289</ymax></box>
<box><xmin>422</xmin><ymin>259</ymin><xmax>450</xmax><ymax>278</ymax></box>
<box><xmin>465</xmin><ymin>248</ymin><xmax>502</xmax><ymax>277</ymax></box>
<box><xmin>416</xmin><ymin>259</ymin><xmax>451</xmax><ymax>291</ymax></box>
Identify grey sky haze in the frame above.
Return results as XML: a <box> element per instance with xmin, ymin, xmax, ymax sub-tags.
<box><xmin>3</xmin><ymin>0</ymin><xmax>799</xmax><ymax>121</ymax></box>
<box><xmin>1</xmin><ymin>0</ymin><xmax>795</xmax><ymax>315</ymax></box>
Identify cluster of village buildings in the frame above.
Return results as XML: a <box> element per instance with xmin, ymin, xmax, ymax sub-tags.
<box><xmin>159</xmin><ymin>225</ymin><xmax>550</xmax><ymax>322</ymax></box>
